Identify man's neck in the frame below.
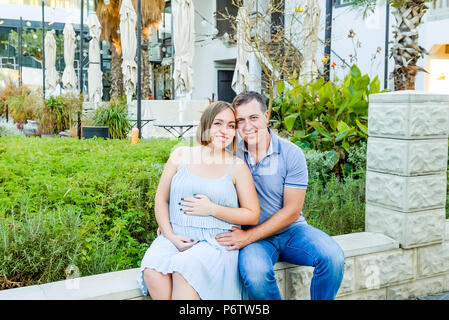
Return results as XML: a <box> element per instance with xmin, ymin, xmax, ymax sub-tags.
<box><xmin>245</xmin><ymin>129</ymin><xmax>271</xmax><ymax>164</ymax></box>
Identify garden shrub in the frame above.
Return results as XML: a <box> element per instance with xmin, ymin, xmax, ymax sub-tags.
<box><xmin>303</xmin><ymin>173</ymin><xmax>366</xmax><ymax>236</ymax></box>
<box><xmin>0</xmin><ymin>208</ymin><xmax>83</xmax><ymax>289</ymax></box>
<box><xmin>91</xmin><ymin>96</ymin><xmax>132</xmax><ymax>139</ymax></box>
<box><xmin>0</xmin><ymin>136</ymin><xmax>178</xmax><ymax>287</ymax></box>
<box><xmin>303</xmin><ymin>146</ymin><xmax>367</xmax><ymax>236</ymax></box>
<box><xmin>40</xmin><ymin>94</ymin><xmax>83</xmax><ymax>135</ymax></box>
<box><xmin>271</xmin><ymin>64</ymin><xmax>384</xmax><ymax>178</ymax></box>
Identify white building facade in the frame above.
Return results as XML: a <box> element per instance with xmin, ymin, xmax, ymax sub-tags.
<box><xmin>1</xmin><ymin>0</ymin><xmax>448</xmax><ymax>100</ymax></box>
<box><xmin>191</xmin><ymin>0</ymin><xmax>449</xmax><ymax>101</ymax></box>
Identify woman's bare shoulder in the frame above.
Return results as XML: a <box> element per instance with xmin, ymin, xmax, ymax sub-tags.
<box><xmin>229</xmin><ymin>157</ymin><xmax>251</xmax><ymax>182</ymax></box>
<box><xmin>232</xmin><ymin>156</ymin><xmax>248</xmax><ymax>169</ymax></box>
<box><xmin>169</xmin><ymin>146</ymin><xmax>193</xmax><ymax>166</ymax></box>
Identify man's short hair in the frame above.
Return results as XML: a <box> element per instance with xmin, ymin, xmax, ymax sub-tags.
<box><xmin>232</xmin><ymin>91</ymin><xmax>267</xmax><ymax>113</ymax></box>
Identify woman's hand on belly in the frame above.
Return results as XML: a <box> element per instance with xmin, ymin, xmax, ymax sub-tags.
<box><xmin>180</xmin><ymin>194</ymin><xmax>216</xmax><ymax>217</ymax></box>
<box><xmin>166</xmin><ymin>233</ymin><xmax>199</xmax><ymax>252</ymax></box>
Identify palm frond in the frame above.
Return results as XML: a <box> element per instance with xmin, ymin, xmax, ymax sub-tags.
<box><xmin>96</xmin><ymin>0</ymin><xmax>121</xmax><ymax>42</ymax></box>
<box><xmin>131</xmin><ymin>0</ymin><xmax>165</xmax><ymax>28</ymax></box>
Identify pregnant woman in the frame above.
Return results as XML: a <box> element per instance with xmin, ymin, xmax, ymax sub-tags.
<box><xmin>136</xmin><ymin>101</ymin><xmax>259</xmax><ymax>300</ymax></box>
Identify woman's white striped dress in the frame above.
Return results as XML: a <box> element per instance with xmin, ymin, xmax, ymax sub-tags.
<box><xmin>136</xmin><ymin>159</ymin><xmax>248</xmax><ymax>300</ymax></box>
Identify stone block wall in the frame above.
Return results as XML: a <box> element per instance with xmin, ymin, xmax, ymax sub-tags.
<box><xmin>365</xmin><ymin>91</ymin><xmax>449</xmax><ymax>249</ymax></box>
<box><xmin>274</xmin><ymin>229</ymin><xmax>449</xmax><ymax>300</ymax></box>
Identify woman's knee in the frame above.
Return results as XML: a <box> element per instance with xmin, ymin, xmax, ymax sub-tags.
<box><xmin>143</xmin><ymin>268</ymin><xmax>170</xmax><ymax>288</ymax></box>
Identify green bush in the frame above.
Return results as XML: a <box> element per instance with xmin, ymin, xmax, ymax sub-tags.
<box><xmin>91</xmin><ymin>96</ymin><xmax>132</xmax><ymax>139</ymax></box>
<box><xmin>303</xmin><ymin>140</ymin><xmax>366</xmax><ymax>182</ymax></box>
<box><xmin>271</xmin><ymin>64</ymin><xmax>384</xmax><ymax>178</ymax></box>
<box><xmin>303</xmin><ymin>173</ymin><xmax>366</xmax><ymax>236</ymax></box>
<box><xmin>0</xmin><ymin>135</ymin><xmax>179</xmax><ymax>287</ymax></box>
<box><xmin>0</xmin><ymin>135</ymin><xmax>446</xmax><ymax>289</ymax></box>
<box><xmin>303</xmin><ymin>147</ymin><xmax>366</xmax><ymax>236</ymax></box>
<box><xmin>0</xmin><ymin>208</ymin><xmax>83</xmax><ymax>289</ymax></box>
<box><xmin>40</xmin><ymin>94</ymin><xmax>83</xmax><ymax>134</ymax></box>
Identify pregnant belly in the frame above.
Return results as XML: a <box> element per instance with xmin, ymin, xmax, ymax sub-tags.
<box><xmin>171</xmin><ymin>223</ymin><xmax>233</xmax><ymax>250</ymax></box>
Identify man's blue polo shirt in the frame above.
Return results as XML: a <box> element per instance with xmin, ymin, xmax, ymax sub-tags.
<box><xmin>235</xmin><ymin>128</ymin><xmax>309</xmax><ymax>234</ymax></box>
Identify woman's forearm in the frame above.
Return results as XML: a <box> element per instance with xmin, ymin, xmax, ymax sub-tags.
<box><xmin>154</xmin><ymin>195</ymin><xmax>174</xmax><ymax>239</ymax></box>
<box><xmin>210</xmin><ymin>204</ymin><xmax>259</xmax><ymax>225</ymax></box>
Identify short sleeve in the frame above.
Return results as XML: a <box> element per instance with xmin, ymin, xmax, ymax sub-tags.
<box><xmin>284</xmin><ymin>145</ymin><xmax>308</xmax><ymax>189</ymax></box>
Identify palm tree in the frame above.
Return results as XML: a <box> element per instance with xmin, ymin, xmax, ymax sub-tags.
<box><xmin>95</xmin><ymin>0</ymin><xmax>165</xmax><ymax>99</ymax></box>
<box><xmin>350</xmin><ymin>0</ymin><xmax>434</xmax><ymax>90</ymax></box>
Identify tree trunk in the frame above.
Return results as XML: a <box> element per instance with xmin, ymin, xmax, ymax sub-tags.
<box><xmin>141</xmin><ymin>38</ymin><xmax>152</xmax><ymax>99</ymax></box>
<box><xmin>110</xmin><ymin>45</ymin><xmax>123</xmax><ymax>98</ymax></box>
<box><xmin>390</xmin><ymin>1</ymin><xmax>428</xmax><ymax>91</ymax></box>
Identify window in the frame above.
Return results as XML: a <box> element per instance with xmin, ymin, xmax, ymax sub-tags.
<box><xmin>271</xmin><ymin>0</ymin><xmax>284</xmax><ymax>34</ymax></box>
<box><xmin>216</xmin><ymin>0</ymin><xmax>239</xmax><ymax>38</ymax></box>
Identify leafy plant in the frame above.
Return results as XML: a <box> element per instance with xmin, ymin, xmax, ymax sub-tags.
<box><xmin>91</xmin><ymin>96</ymin><xmax>132</xmax><ymax>139</ymax></box>
<box><xmin>39</xmin><ymin>94</ymin><xmax>83</xmax><ymax>134</ymax></box>
<box><xmin>271</xmin><ymin>64</ymin><xmax>384</xmax><ymax>178</ymax></box>
<box><xmin>303</xmin><ymin>173</ymin><xmax>366</xmax><ymax>236</ymax></box>
<box><xmin>6</xmin><ymin>90</ymin><xmax>43</xmax><ymax>125</ymax></box>
<box><xmin>0</xmin><ymin>136</ymin><xmax>178</xmax><ymax>284</ymax></box>
<box><xmin>0</xmin><ymin>208</ymin><xmax>83</xmax><ymax>289</ymax></box>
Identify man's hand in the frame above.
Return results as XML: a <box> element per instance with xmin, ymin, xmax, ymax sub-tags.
<box><xmin>215</xmin><ymin>226</ymin><xmax>252</xmax><ymax>251</ymax></box>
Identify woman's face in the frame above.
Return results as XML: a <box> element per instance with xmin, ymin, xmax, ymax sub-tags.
<box><xmin>208</xmin><ymin>108</ymin><xmax>236</xmax><ymax>150</ymax></box>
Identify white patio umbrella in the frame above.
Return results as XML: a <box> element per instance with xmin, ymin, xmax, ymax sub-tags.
<box><xmin>87</xmin><ymin>13</ymin><xmax>103</xmax><ymax>105</ymax></box>
<box><xmin>172</xmin><ymin>0</ymin><xmax>195</xmax><ymax>98</ymax></box>
<box><xmin>231</xmin><ymin>6</ymin><xmax>250</xmax><ymax>94</ymax></box>
<box><xmin>120</xmin><ymin>0</ymin><xmax>137</xmax><ymax>105</ymax></box>
<box><xmin>300</xmin><ymin>0</ymin><xmax>321</xmax><ymax>83</ymax></box>
<box><xmin>172</xmin><ymin>0</ymin><xmax>195</xmax><ymax>122</ymax></box>
<box><xmin>44</xmin><ymin>29</ymin><xmax>59</xmax><ymax>98</ymax></box>
<box><xmin>62</xmin><ymin>22</ymin><xmax>78</xmax><ymax>94</ymax></box>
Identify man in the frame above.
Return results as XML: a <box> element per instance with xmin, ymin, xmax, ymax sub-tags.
<box><xmin>216</xmin><ymin>91</ymin><xmax>345</xmax><ymax>300</ymax></box>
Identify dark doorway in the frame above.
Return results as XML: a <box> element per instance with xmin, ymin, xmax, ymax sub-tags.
<box><xmin>217</xmin><ymin>70</ymin><xmax>236</xmax><ymax>103</ymax></box>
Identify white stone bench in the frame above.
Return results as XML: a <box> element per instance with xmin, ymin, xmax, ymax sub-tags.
<box><xmin>0</xmin><ymin>231</ymin><xmax>400</xmax><ymax>300</ymax></box>
<box><xmin>1</xmin><ymin>221</ymin><xmax>448</xmax><ymax>300</ymax></box>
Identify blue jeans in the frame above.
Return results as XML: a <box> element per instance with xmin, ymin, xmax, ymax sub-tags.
<box><xmin>238</xmin><ymin>223</ymin><xmax>345</xmax><ymax>300</ymax></box>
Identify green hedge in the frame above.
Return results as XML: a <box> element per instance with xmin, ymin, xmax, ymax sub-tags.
<box><xmin>0</xmin><ymin>136</ymin><xmax>178</xmax><ymax>288</ymax></box>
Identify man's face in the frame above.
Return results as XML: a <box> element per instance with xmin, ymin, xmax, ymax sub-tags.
<box><xmin>235</xmin><ymin>99</ymin><xmax>269</xmax><ymax>147</ymax></box>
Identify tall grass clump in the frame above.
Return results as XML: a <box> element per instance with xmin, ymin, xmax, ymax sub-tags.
<box><xmin>302</xmin><ymin>142</ymin><xmax>367</xmax><ymax>235</ymax></box>
<box><xmin>0</xmin><ymin>208</ymin><xmax>82</xmax><ymax>289</ymax></box>
<box><xmin>92</xmin><ymin>96</ymin><xmax>132</xmax><ymax>139</ymax></box>
<box><xmin>40</xmin><ymin>94</ymin><xmax>83</xmax><ymax>135</ymax></box>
